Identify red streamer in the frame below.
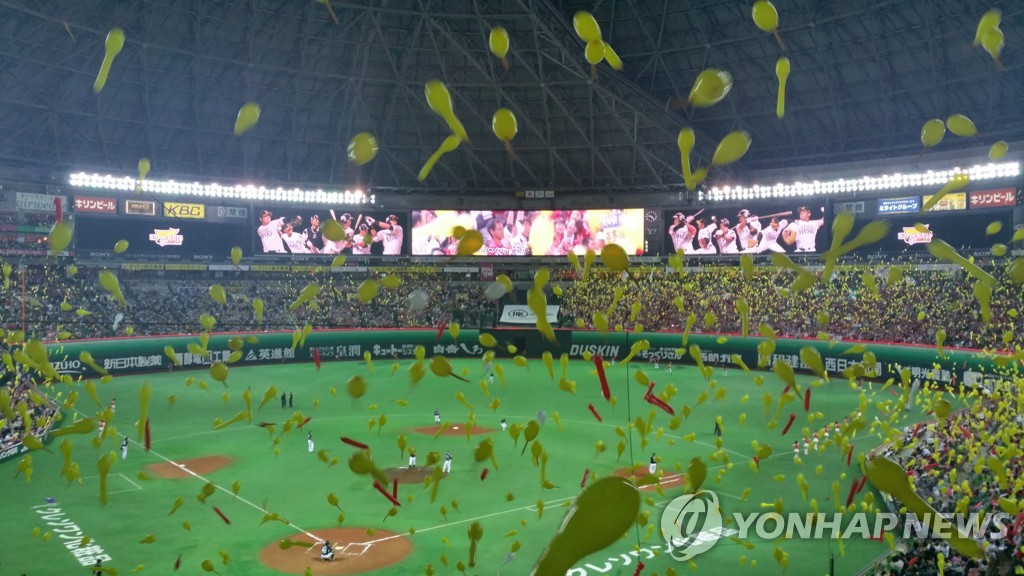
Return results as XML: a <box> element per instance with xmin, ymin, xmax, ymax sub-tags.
<box><xmin>846</xmin><ymin>444</ymin><xmax>854</xmax><ymax>467</ymax></box>
<box><xmin>594</xmin><ymin>355</ymin><xmax>611</xmax><ymax>401</ymax></box>
<box><xmin>373</xmin><ymin>481</ymin><xmax>401</xmax><ymax>506</ymax></box>
<box><xmin>781</xmin><ymin>384</ymin><xmax>791</xmax><ymax>396</ymax></box>
<box><xmin>633</xmin><ymin>562</ymin><xmax>645</xmax><ymax>576</ymax></box>
<box><xmin>803</xmin><ymin>389</ymin><xmax>811</xmax><ymax>412</ymax></box>
<box><xmin>889</xmin><ymin>388</ymin><xmax>899</xmax><ymax>396</ymax></box>
<box><xmin>258</xmin><ymin>422</ymin><xmax>274</xmax><ymax>428</ymax></box>
<box><xmin>480</xmin><ymin>468</ymin><xmax>489</xmax><ymax>481</ymax></box>
<box><xmin>213</xmin><ymin>506</ymin><xmax>231</xmax><ymax>525</ymax></box>
<box><xmin>580</xmin><ymin>468</ymin><xmax>590</xmax><ymax>488</ymax></box>
<box><xmin>845</xmin><ymin>482</ymin><xmax>858</xmax><ymax>507</ymax></box>
<box><xmin>174</xmin><ymin>554</ymin><xmax>182</xmax><ymax>571</ymax></box>
<box><xmin>781</xmin><ymin>413</ymin><xmax>796</xmax><ymax>435</ymax></box>
<box><xmin>392</xmin><ymin>478</ymin><xmax>398</xmax><ymax>499</ymax></box>
<box><xmin>313</xmin><ymin>349</ymin><xmax>322</xmax><ymax>371</ymax></box>
<box><xmin>144</xmin><ymin>419</ymin><xmax>151</xmax><ymax>452</ymax></box>
<box><xmin>54</xmin><ymin>197</ymin><xmax>62</xmax><ymax>222</ymax></box>
<box><xmin>298</xmin><ymin>416</ymin><xmax>312</xmax><ymax>429</ymax></box>
<box><xmin>437</xmin><ymin>322</ymin><xmax>447</xmax><ymax>341</ymax></box>
<box><xmin>341</xmin><ymin>437</ymin><xmax>368</xmax><ymax>450</ymax></box>
<box><xmin>587</xmin><ymin>404</ymin><xmax>603</xmax><ymax>422</ymax></box>
<box><xmin>644</xmin><ymin>392</ymin><xmax>675</xmax><ymax>415</ymax></box>
<box><xmin>753</xmin><ymin>456</ymin><xmax>760</xmax><ymax>469</ymax></box>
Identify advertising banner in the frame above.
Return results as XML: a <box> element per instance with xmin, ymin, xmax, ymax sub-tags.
<box><xmin>877</xmin><ymin>197</ymin><xmax>921</xmax><ymax>214</ymax></box>
<box><xmin>922</xmin><ymin>192</ymin><xmax>967</xmax><ymax>211</ymax></box>
<box><xmin>848</xmin><ymin>212</ymin><xmax>1010</xmax><ymax>252</ymax></box>
<box><xmin>833</xmin><ymin>201</ymin><xmax>865</xmax><ymax>214</ymax></box>
<box><xmin>75</xmin><ymin>216</ymin><xmax>247</xmax><ymax>256</ymax></box>
<box><xmin>479</xmin><ymin>263</ymin><xmax>495</xmax><ymax>281</ymax></box>
<box><xmin>499</xmin><ymin>305</ymin><xmax>559</xmax><ymax>324</ymax></box>
<box><xmin>73</xmin><ymin>196</ymin><xmax>118</xmax><ymax>214</ymax></box>
<box><xmin>663</xmin><ymin>202</ymin><xmax>827</xmax><ymax>255</ymax></box>
<box><xmin>969</xmin><ymin>188</ymin><xmax>1018</xmax><ymax>209</ymax></box>
<box><xmin>254</xmin><ymin>206</ymin><xmax>407</xmax><ymax>256</ymax></box>
<box><xmin>17</xmin><ymin>192</ymin><xmax>65</xmax><ymax>212</ymax></box>
<box><xmin>207</xmin><ymin>205</ymin><xmax>249</xmax><ymax>221</ymax></box>
<box><xmin>163</xmin><ymin>202</ymin><xmax>205</xmax><ymax>219</ymax></box>
<box><xmin>123</xmin><ymin>199</ymin><xmax>156</xmax><ymax>216</ymax></box>
<box><xmin>411</xmin><ymin>209</ymin><xmax>645</xmax><ymax>257</ymax></box>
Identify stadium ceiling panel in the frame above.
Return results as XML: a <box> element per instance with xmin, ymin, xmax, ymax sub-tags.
<box><xmin>0</xmin><ymin>0</ymin><xmax>1021</xmax><ymax>195</ymax></box>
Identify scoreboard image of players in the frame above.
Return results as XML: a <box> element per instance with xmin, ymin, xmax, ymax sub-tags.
<box><xmin>253</xmin><ymin>206</ymin><xmax>409</xmax><ymax>256</ymax></box>
<box><xmin>661</xmin><ymin>202</ymin><xmax>827</xmax><ymax>256</ymax></box>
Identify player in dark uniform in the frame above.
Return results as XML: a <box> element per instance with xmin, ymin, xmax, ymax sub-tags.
<box><xmin>304</xmin><ymin>214</ymin><xmax>326</xmax><ymax>253</ymax></box>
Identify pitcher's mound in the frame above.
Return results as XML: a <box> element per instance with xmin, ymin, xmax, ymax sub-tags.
<box><xmin>385</xmin><ymin>466</ymin><xmax>435</xmax><ymax>484</ymax></box>
<box><xmin>412</xmin><ymin>424</ymin><xmax>495</xmax><ymax>436</ymax></box>
<box><xmin>613</xmin><ymin>466</ymin><xmax>687</xmax><ymax>491</ymax></box>
<box><xmin>259</xmin><ymin>528</ymin><xmax>411</xmax><ymax>575</ymax></box>
<box><xmin>147</xmin><ymin>455</ymin><xmax>232</xmax><ymax>479</ymax></box>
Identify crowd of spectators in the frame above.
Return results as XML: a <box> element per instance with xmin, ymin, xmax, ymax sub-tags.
<box><xmin>867</xmin><ymin>383</ymin><xmax>1024</xmax><ymax>575</ymax></box>
<box><xmin>1</xmin><ymin>348</ymin><xmax>59</xmax><ymax>450</ymax></box>
<box><xmin>559</xmin><ymin>264</ymin><xmax>1023</xmax><ymax>352</ymax></box>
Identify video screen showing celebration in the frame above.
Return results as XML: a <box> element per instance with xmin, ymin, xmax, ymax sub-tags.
<box><xmin>253</xmin><ymin>206</ymin><xmax>408</xmax><ymax>256</ymax></box>
<box><xmin>662</xmin><ymin>203</ymin><xmax>828</xmax><ymax>255</ymax></box>
<box><xmin>411</xmin><ymin>209</ymin><xmax>645</xmax><ymax>256</ymax></box>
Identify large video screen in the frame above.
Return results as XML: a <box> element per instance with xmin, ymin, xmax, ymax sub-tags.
<box><xmin>253</xmin><ymin>206</ymin><xmax>408</xmax><ymax>256</ymax></box>
<box><xmin>662</xmin><ymin>202</ymin><xmax>828</xmax><ymax>255</ymax></box>
<box><xmin>849</xmin><ymin>212</ymin><xmax>1011</xmax><ymax>254</ymax></box>
<box><xmin>75</xmin><ymin>216</ymin><xmax>247</xmax><ymax>257</ymax></box>
<box><xmin>411</xmin><ymin>209</ymin><xmax>645</xmax><ymax>256</ymax></box>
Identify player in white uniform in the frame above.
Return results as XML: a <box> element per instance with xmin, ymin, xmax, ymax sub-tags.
<box><xmin>442</xmin><ymin>450</ymin><xmax>453</xmax><ymax>474</ymax></box>
<box><xmin>668</xmin><ymin>213</ymin><xmax>697</xmax><ymax>254</ymax></box>
<box><xmin>408</xmin><ymin>447</ymin><xmax>417</xmax><ymax>468</ymax></box>
<box><xmin>692</xmin><ymin>219</ymin><xmax>717</xmax><ymax>254</ymax></box>
<box><xmin>434</xmin><ymin>409</ymin><xmax>441</xmax><ymax>424</ymax></box>
<box><xmin>500</xmin><ymin>418</ymin><xmax>507</xmax><ymax>432</ymax></box>
<box><xmin>714</xmin><ymin>218</ymin><xmax>739</xmax><ymax>254</ymax></box>
<box><xmin>744</xmin><ymin>218</ymin><xmax>788</xmax><ymax>253</ymax></box>
<box><xmin>376</xmin><ymin>215</ymin><xmax>404</xmax><ymax>255</ymax></box>
<box><xmin>793</xmin><ymin>441</ymin><xmax>799</xmax><ymax>461</ymax></box>
<box><xmin>783</xmin><ymin>206</ymin><xmax>825</xmax><ymax>252</ymax></box>
<box><xmin>649</xmin><ymin>453</ymin><xmax>657</xmax><ymax>475</ymax></box>
<box><xmin>281</xmin><ymin>224</ymin><xmax>308</xmax><ymax>254</ymax></box>
<box><xmin>733</xmin><ymin>210</ymin><xmax>762</xmax><ymax>251</ymax></box>
<box><xmin>121</xmin><ymin>436</ymin><xmax>129</xmax><ymax>460</ymax></box>
<box><xmin>307</xmin><ymin>432</ymin><xmax>315</xmax><ymax>453</ymax></box>
<box><xmin>350</xmin><ymin>223</ymin><xmax>379</xmax><ymax>254</ymax></box>
<box><xmin>257</xmin><ymin>210</ymin><xmax>287</xmax><ymax>253</ymax></box>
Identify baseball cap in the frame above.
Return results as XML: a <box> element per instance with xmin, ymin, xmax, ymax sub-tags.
<box><xmin>720</xmin><ymin>217</ymin><xmax>730</xmax><ymax>226</ymax></box>
<box><xmin>387</xmin><ymin>214</ymin><xmax>398</xmax><ymax>222</ymax></box>
<box><xmin>674</xmin><ymin>212</ymin><xmax>684</xmax><ymax>219</ymax></box>
<box><xmin>798</xmin><ymin>206</ymin><xmax>810</xmax><ymax>212</ymax></box>
<box><xmin>340</xmin><ymin>213</ymin><xmax>352</xmax><ymax>221</ymax></box>
<box><xmin>737</xmin><ymin>209</ymin><xmax>751</xmax><ymax>218</ymax></box>
<box><xmin>261</xmin><ymin>210</ymin><xmax>272</xmax><ymax>217</ymax></box>
<box><xmin>310</xmin><ymin>214</ymin><xmax>320</xmax><ymax>220</ymax></box>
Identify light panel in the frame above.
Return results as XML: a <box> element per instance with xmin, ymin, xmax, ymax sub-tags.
<box><xmin>68</xmin><ymin>172</ymin><xmax>375</xmax><ymax>205</ymax></box>
<box><xmin>701</xmin><ymin>162</ymin><xmax>1020</xmax><ymax>202</ymax></box>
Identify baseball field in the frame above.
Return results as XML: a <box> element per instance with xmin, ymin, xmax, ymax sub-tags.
<box><xmin>1</xmin><ymin>354</ymin><xmax>926</xmax><ymax>575</ymax></box>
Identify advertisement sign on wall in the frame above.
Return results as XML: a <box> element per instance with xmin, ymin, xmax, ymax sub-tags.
<box><xmin>73</xmin><ymin>196</ymin><xmax>118</xmax><ymax>214</ymax></box>
<box><xmin>877</xmin><ymin>197</ymin><xmax>921</xmax><ymax>214</ymax></box>
<box><xmin>124</xmin><ymin>199</ymin><xmax>156</xmax><ymax>216</ymax></box>
<box><xmin>17</xmin><ymin>192</ymin><xmax>66</xmax><ymax>212</ymax></box>
<box><xmin>163</xmin><ymin>202</ymin><xmax>206</xmax><ymax>219</ymax></box>
<box><xmin>969</xmin><ymin>188</ymin><xmax>1018</xmax><ymax>209</ymax></box>
<box><xmin>499</xmin><ymin>305</ymin><xmax>560</xmax><ymax>324</ymax></box>
<box><xmin>922</xmin><ymin>192</ymin><xmax>967</xmax><ymax>211</ymax></box>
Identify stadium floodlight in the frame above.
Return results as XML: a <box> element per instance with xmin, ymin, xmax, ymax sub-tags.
<box><xmin>701</xmin><ymin>161</ymin><xmax>1020</xmax><ymax>202</ymax></box>
<box><xmin>67</xmin><ymin>172</ymin><xmax>375</xmax><ymax>205</ymax></box>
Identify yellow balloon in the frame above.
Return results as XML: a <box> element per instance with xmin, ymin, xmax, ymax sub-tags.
<box><xmin>677</xmin><ymin>128</ymin><xmax>696</xmax><ymax>189</ymax></box>
<box><xmin>209</xmin><ymin>284</ymin><xmax>227</xmax><ymax>305</ymax></box>
<box><xmin>234</xmin><ymin>102</ymin><xmax>261</xmax><ymax>135</ymax></box>
<box><xmin>94</xmin><ymin>28</ymin><xmax>125</xmax><ymax>93</ymax></box>
<box><xmin>114</xmin><ymin>239</ymin><xmax>129</xmax><ymax>254</ymax></box>
<box><xmin>492</xmin><ymin>109</ymin><xmax>518</xmax><ymax>142</ymax></box>
<box><xmin>974</xmin><ymin>10</ymin><xmax>1001</xmax><ymax>46</ymax></box>
<box><xmin>688</xmin><ymin>70</ymin><xmax>733</xmax><ymax>108</ymax></box>
<box><xmin>138</xmin><ymin>158</ymin><xmax>151</xmax><ymax>182</ymax></box>
<box><xmin>711</xmin><ymin>131</ymin><xmax>752</xmax><ymax>166</ymax></box>
<box><xmin>347</xmin><ymin>132</ymin><xmax>378</xmax><ymax>165</ymax></box>
<box><xmin>946</xmin><ymin>114</ymin><xmax>977</xmax><ymax>137</ymax></box>
<box><xmin>418</xmin><ymin>135</ymin><xmax>462</xmax><ymax>181</ymax></box>
<box><xmin>424</xmin><ymin>81</ymin><xmax>468</xmax><ymax>142</ymax></box>
<box><xmin>489</xmin><ymin>27</ymin><xmax>510</xmax><ymax>59</ymax></box>
<box><xmin>601</xmin><ymin>243</ymin><xmax>629</xmax><ymax>271</ymax></box>
<box><xmin>230</xmin><ymin>246</ymin><xmax>242</xmax><ymax>265</ymax></box>
<box><xmin>457</xmin><ymin>230</ymin><xmax>484</xmax><ymax>256</ymax></box>
<box><xmin>48</xmin><ymin>220</ymin><xmax>74</xmax><ymax>254</ymax></box>
<box><xmin>602</xmin><ymin>42</ymin><xmax>623</xmax><ymax>70</ymax></box>
<box><xmin>322</xmin><ymin>219</ymin><xmax>346</xmax><ymax>242</ymax></box>
<box><xmin>775</xmin><ymin>57</ymin><xmax>791</xmax><ymax>119</ymax></box>
<box><xmin>356</xmin><ymin>280</ymin><xmax>379</xmax><ymax>303</ymax></box>
<box><xmin>981</xmin><ymin>27</ymin><xmax>1004</xmax><ymax>63</ymax></box>
<box><xmin>572</xmin><ymin>12</ymin><xmax>602</xmax><ymax>43</ymax></box>
<box><xmin>752</xmin><ymin>0</ymin><xmax>779</xmax><ymax>32</ymax></box>
<box><xmin>584</xmin><ymin>40</ymin><xmax>604</xmax><ymax>65</ymax></box>
<box><xmin>920</xmin><ymin>119</ymin><xmax>945</xmax><ymax>148</ymax></box>
<box><xmin>989</xmin><ymin>141</ymin><xmax>1008</xmax><ymax>160</ymax></box>
<box><xmin>210</xmin><ymin>362</ymin><xmax>229</xmax><ymax>383</ymax></box>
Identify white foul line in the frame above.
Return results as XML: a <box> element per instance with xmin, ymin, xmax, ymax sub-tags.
<box><xmin>128</xmin><ymin>438</ymin><xmax>322</xmax><ymax>543</ymax></box>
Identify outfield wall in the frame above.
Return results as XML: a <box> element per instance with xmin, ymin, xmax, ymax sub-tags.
<box><xmin>45</xmin><ymin>329</ymin><xmax>1012</xmax><ymax>387</ymax></box>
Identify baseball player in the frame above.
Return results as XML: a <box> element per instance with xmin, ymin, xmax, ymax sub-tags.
<box><xmin>443</xmin><ymin>450</ymin><xmax>453</xmax><ymax>475</ymax></box>
<box><xmin>793</xmin><ymin>441</ymin><xmax>799</xmax><ymax>461</ymax></box>
<box><xmin>121</xmin><ymin>436</ymin><xmax>129</xmax><ymax>460</ymax></box>
<box><xmin>320</xmin><ymin>540</ymin><xmax>334</xmax><ymax>562</ymax></box>
<box><xmin>745</xmin><ymin>217</ymin><xmax>789</xmax><ymax>253</ymax></box>
<box><xmin>488</xmin><ymin>372</ymin><xmax>495</xmax><ymax>386</ymax></box>
<box><xmin>668</xmin><ymin>212</ymin><xmax>697</xmax><ymax>254</ymax></box>
<box><xmin>692</xmin><ymin>219</ymin><xmax>717</xmax><ymax>254</ymax></box>
<box><xmin>667</xmin><ymin>362</ymin><xmax>673</xmax><ymax>374</ymax></box>
<box><xmin>109</xmin><ymin>398</ymin><xmax>116</xmax><ymax>414</ymax></box>
<box><xmin>714</xmin><ymin>218</ymin><xmax>739</xmax><ymax>254</ymax></box>
<box><xmin>782</xmin><ymin>206</ymin><xmax>825</xmax><ymax>252</ymax></box>
<box><xmin>350</xmin><ymin>222</ymin><xmax>380</xmax><ymax>254</ymax></box>
<box><xmin>500</xmin><ymin>418</ymin><xmax>507</xmax><ymax>432</ymax></box>
<box><xmin>649</xmin><ymin>453</ymin><xmax>657</xmax><ymax>475</ymax></box>
<box><xmin>307</xmin><ymin>432</ymin><xmax>315</xmax><ymax>453</ymax></box>
<box><xmin>434</xmin><ymin>409</ymin><xmax>441</xmax><ymax>424</ymax></box>
<box><xmin>812</xmin><ymin>431</ymin><xmax>819</xmax><ymax>452</ymax></box>
<box><xmin>713</xmin><ymin>420</ymin><xmax>722</xmax><ymax>437</ymax></box>
<box><xmin>257</xmin><ymin>210</ymin><xmax>288</xmax><ymax>253</ymax></box>
<box><xmin>834</xmin><ymin>421</ymin><xmax>841</xmax><ymax>436</ymax></box>
<box><xmin>304</xmin><ymin>214</ymin><xmax>326</xmax><ymax>253</ymax></box>
<box><xmin>376</xmin><ymin>215</ymin><xmax>404</xmax><ymax>255</ymax></box>
<box><xmin>281</xmin><ymin>223</ymin><xmax>308</xmax><ymax>254</ymax></box>
<box><xmin>803</xmin><ymin>437</ymin><xmax>810</xmax><ymax>455</ymax></box>
<box><xmin>408</xmin><ymin>447</ymin><xmax>417</xmax><ymax>469</ymax></box>
<box><xmin>733</xmin><ymin>210</ymin><xmax>763</xmax><ymax>251</ymax></box>
<box><xmin>98</xmin><ymin>418</ymin><xmax>106</xmax><ymax>437</ymax></box>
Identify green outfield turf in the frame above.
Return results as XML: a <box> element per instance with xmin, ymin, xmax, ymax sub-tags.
<box><xmin>1</xmin><ymin>356</ymin><xmax>928</xmax><ymax>576</ymax></box>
